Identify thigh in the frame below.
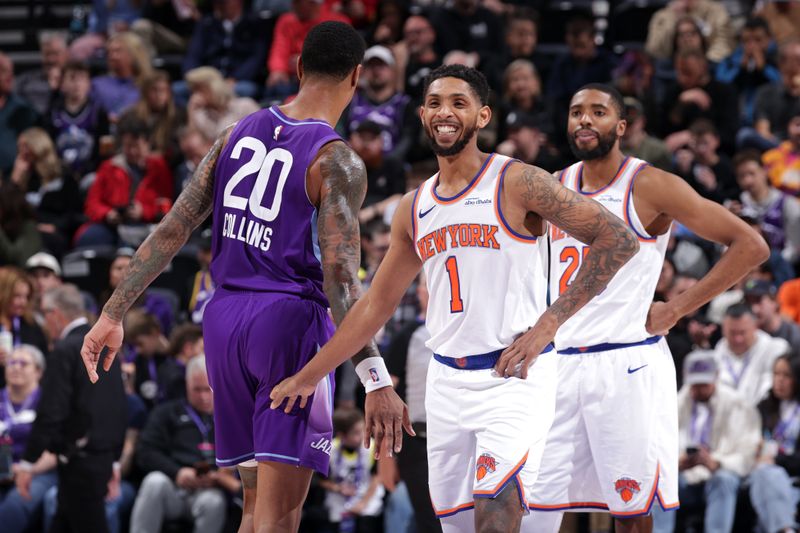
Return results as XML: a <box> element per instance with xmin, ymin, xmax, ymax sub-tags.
<box><xmin>474</xmin><ymin>479</ymin><xmax>524</xmax><ymax>533</ymax></box>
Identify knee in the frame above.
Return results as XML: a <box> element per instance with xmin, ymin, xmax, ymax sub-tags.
<box><xmin>194</xmin><ymin>489</ymin><xmax>226</xmax><ymax>515</ymax></box>
<box><xmin>707</xmin><ymin>469</ymin><xmax>741</xmax><ymax>494</ymax></box>
<box><xmin>140</xmin><ymin>471</ymin><xmax>174</xmax><ymax>496</ymax></box>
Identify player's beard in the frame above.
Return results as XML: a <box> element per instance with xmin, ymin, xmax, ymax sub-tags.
<box><xmin>568</xmin><ymin>127</ymin><xmax>618</xmax><ymax>161</ymax></box>
<box><xmin>424</xmin><ymin>121</ymin><xmax>478</xmax><ymax>157</ymax></box>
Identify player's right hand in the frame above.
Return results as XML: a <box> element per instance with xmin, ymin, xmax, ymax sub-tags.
<box><xmin>494</xmin><ymin>314</ymin><xmax>558</xmax><ymax>379</ymax></box>
<box><xmin>364</xmin><ymin>386</ymin><xmax>415</xmax><ymax>459</ymax></box>
<box><xmin>80</xmin><ymin>313</ymin><xmax>124</xmax><ymax>383</ymax></box>
<box><xmin>269</xmin><ymin>373</ymin><xmax>318</xmax><ymax>413</ymax></box>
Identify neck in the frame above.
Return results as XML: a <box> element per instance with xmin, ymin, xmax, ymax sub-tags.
<box><xmin>7</xmin><ymin>383</ymin><xmax>35</xmax><ymax>404</ymax></box>
<box><xmin>765</xmin><ymin>314</ymin><xmax>783</xmax><ymax>333</ymax></box>
<box><xmin>751</xmin><ymin>185</ymin><xmax>771</xmax><ymax>203</ymax></box>
<box><xmin>64</xmin><ymin>94</ymin><xmax>86</xmax><ymax>111</ymax></box>
<box><xmin>579</xmin><ymin>148</ymin><xmax>625</xmax><ymax>191</ymax></box>
<box><xmin>280</xmin><ymin>82</ymin><xmax>350</xmax><ymax>127</ymax></box>
<box><xmin>436</xmin><ymin>144</ymin><xmax>487</xmax><ymax>186</ymax></box>
<box><xmin>114</xmin><ymin>67</ymin><xmax>134</xmax><ymax>80</ymax></box>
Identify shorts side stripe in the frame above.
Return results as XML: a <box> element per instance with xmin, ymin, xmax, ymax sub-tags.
<box><xmin>255</xmin><ymin>452</ymin><xmax>301</xmax><ymax>462</ymax></box>
<box><xmin>528</xmin><ymin>501</ymin><xmax>610</xmax><ymax>512</ymax></box>
<box><xmin>474</xmin><ymin>452</ymin><xmax>529</xmax><ymax>498</ymax></box>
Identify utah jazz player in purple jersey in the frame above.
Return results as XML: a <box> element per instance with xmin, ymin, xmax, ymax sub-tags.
<box><xmin>80</xmin><ymin>22</ymin><xmax>411</xmax><ymax>532</ymax></box>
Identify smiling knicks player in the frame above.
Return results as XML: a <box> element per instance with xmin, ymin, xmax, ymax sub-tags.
<box><xmin>523</xmin><ymin>84</ymin><xmax>768</xmax><ymax>533</ymax></box>
<box><xmin>270</xmin><ymin>66</ymin><xmax>639</xmax><ymax>533</ymax></box>
<box><xmin>79</xmin><ymin>22</ymin><xmax>412</xmax><ymax>533</ymax></box>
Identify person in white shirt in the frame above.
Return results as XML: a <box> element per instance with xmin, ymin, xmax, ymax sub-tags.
<box><xmin>653</xmin><ymin>350</ymin><xmax>761</xmax><ymax>533</ymax></box>
<box><xmin>713</xmin><ymin>303</ymin><xmax>790</xmax><ymax>406</ymax></box>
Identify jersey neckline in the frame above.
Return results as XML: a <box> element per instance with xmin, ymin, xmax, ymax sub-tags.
<box><xmin>269</xmin><ymin>106</ymin><xmax>333</xmax><ymax>128</ymax></box>
<box><xmin>431</xmin><ymin>153</ymin><xmax>496</xmax><ymax>205</ymax></box>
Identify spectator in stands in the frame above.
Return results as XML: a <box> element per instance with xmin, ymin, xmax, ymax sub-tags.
<box><xmin>750</xmin><ymin>354</ymin><xmax>800</xmax><ymax>533</ymax></box>
<box><xmin>621</xmin><ymin>97</ymin><xmax>673</xmax><ymax>172</ymax></box>
<box><xmin>69</xmin><ymin>0</ymin><xmax>144</xmax><ymax>60</ymax></box>
<box><xmin>763</xmin><ymin>103</ymin><xmax>800</xmax><ymax>196</ymax></box>
<box><xmin>125</xmin><ymin>310</ymin><xmax>169</xmax><ymax>409</ymax></box>
<box><xmin>129</xmin><ymin>70</ymin><xmax>186</xmax><ymax>163</ymax></box>
<box><xmin>14</xmin><ymin>32</ymin><xmax>68</xmax><ymax>116</ymax></box>
<box><xmin>158</xmin><ymin>323</ymin><xmax>203</xmax><ymax>402</ymax></box>
<box><xmin>348</xmin><ymin>120</ymin><xmax>405</xmax><ymax>223</ymax></box>
<box><xmin>188</xmin><ymin>229</ymin><xmax>214</xmax><ymax>325</ymax></box>
<box><xmin>344</xmin><ymin>46</ymin><xmax>413</xmax><ymax>165</ymax></box>
<box><xmin>496</xmin><ymin>111</ymin><xmax>564</xmax><ymax>172</ymax></box>
<box><xmin>174</xmin><ymin>126</ymin><xmax>214</xmax><ymax>199</ymax></box>
<box><xmin>0</xmin><ymin>344</ymin><xmax>56</xmax><ymax>532</ymax></box>
<box><xmin>185</xmin><ymin>66</ymin><xmax>260</xmax><ymax>142</ymax></box>
<box><xmin>754</xmin><ymin>0</ymin><xmax>800</xmax><ymax>44</ymax></box>
<box><xmin>495</xmin><ymin>59</ymin><xmax>547</xmax><ymax>145</ymax></box>
<box><xmin>132</xmin><ymin>0</ymin><xmax>199</xmax><ymax>56</ymax></box>
<box><xmin>0</xmin><ymin>53</ymin><xmax>39</xmax><ymax>178</ymax></box>
<box><xmin>101</xmin><ymin>248</ymin><xmax>174</xmax><ymax>335</ymax></box>
<box><xmin>385</xmin><ymin>273</ymin><xmax>440</xmax><ymax>533</ymax></box>
<box><xmin>130</xmin><ymin>355</ymin><xmax>238</xmax><ymax>533</ymax></box>
<box><xmin>713</xmin><ymin>303</ymin><xmax>789</xmax><ymax>406</ymax></box>
<box><xmin>0</xmin><ymin>269</ymin><xmax>48</xmax><ymax>378</ymax></box>
<box><xmin>77</xmin><ymin>113</ymin><xmax>173</xmax><ymax>247</ymax></box>
<box><xmin>180</xmin><ymin>0</ymin><xmax>267</xmax><ymax>102</ymax></box>
<box><xmin>646</xmin><ymin>0</ymin><xmax>733</xmax><ymax>64</ymax></box>
<box><xmin>265</xmin><ymin>0</ymin><xmax>349</xmax><ymax>101</ymax></box>
<box><xmin>320</xmin><ymin>407</ymin><xmax>384</xmax><ymax>533</ymax></box>
<box><xmin>662</xmin><ymin>49</ymin><xmax>739</xmax><ymax>154</ymax></box>
<box><xmin>613</xmin><ymin>51</ymin><xmax>658</xmax><ymax>126</ymax></box>
<box><xmin>744</xmin><ymin>279</ymin><xmax>800</xmax><ymax>354</ymax></box>
<box><xmin>0</xmin><ymin>185</ymin><xmax>42</xmax><ymax>269</ymax></box>
<box><xmin>732</xmin><ymin>150</ymin><xmax>800</xmax><ymax>264</ymax></box>
<box><xmin>716</xmin><ymin>17</ymin><xmax>780</xmax><ymax>127</ymax></box>
<box><xmin>399</xmin><ymin>14</ymin><xmax>440</xmax><ymax>103</ymax></box>
<box><xmin>25</xmin><ymin>253</ymin><xmax>62</xmax><ymax>308</ymax></box>
<box><xmin>652</xmin><ymin>350</ymin><xmax>760</xmax><ymax>533</ymax></box>
<box><xmin>674</xmin><ymin>119</ymin><xmax>738</xmax><ymax>203</ymax></box>
<box><xmin>744</xmin><ymin>39</ymin><xmax>800</xmax><ymax>151</ymax></box>
<box><xmin>17</xmin><ymin>285</ymin><xmax>127</xmax><ymax>533</ymax></box>
<box><xmin>11</xmin><ymin>127</ymin><xmax>82</xmax><ymax>257</ymax></box>
<box><xmin>483</xmin><ymin>8</ymin><xmax>546</xmax><ymax>93</ymax></box>
<box><xmin>91</xmin><ymin>32</ymin><xmax>152</xmax><ymax>121</ymax></box>
<box><xmin>49</xmin><ymin>60</ymin><xmax>111</xmax><ymax>181</ymax></box>
<box><xmin>429</xmin><ymin>0</ymin><xmax>502</xmax><ymax>67</ymax></box>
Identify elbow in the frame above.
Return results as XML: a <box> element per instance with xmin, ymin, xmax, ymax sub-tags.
<box><xmin>747</xmin><ymin>231</ymin><xmax>771</xmax><ymax>266</ymax></box>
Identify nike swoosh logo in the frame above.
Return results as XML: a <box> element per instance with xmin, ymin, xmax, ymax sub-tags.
<box><xmin>419</xmin><ymin>205</ymin><xmax>436</xmax><ymax>218</ymax></box>
<box><xmin>627</xmin><ymin>364</ymin><xmax>648</xmax><ymax>374</ymax></box>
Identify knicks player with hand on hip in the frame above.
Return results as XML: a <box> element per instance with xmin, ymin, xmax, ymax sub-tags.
<box><xmin>523</xmin><ymin>84</ymin><xmax>769</xmax><ymax>533</ymax></box>
<box><xmin>270</xmin><ymin>64</ymin><xmax>639</xmax><ymax>533</ymax></box>
<box><xmin>78</xmin><ymin>22</ymin><xmax>413</xmax><ymax>533</ymax></box>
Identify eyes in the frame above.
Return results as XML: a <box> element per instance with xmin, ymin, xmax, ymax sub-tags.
<box><xmin>570</xmin><ymin>110</ymin><xmax>607</xmax><ymax>118</ymax></box>
<box><xmin>425</xmin><ymin>99</ymin><xmax>468</xmax><ymax>109</ymax></box>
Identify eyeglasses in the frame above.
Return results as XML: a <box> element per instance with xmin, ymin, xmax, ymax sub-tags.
<box><xmin>7</xmin><ymin>359</ymin><xmax>31</xmax><ymax>368</ymax></box>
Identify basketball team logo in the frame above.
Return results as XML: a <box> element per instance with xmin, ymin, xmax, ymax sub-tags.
<box><xmin>614</xmin><ymin>477</ymin><xmax>641</xmax><ymax>503</ymax></box>
<box><xmin>476</xmin><ymin>453</ymin><xmax>496</xmax><ymax>481</ymax></box>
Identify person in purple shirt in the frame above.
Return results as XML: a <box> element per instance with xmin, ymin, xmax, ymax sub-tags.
<box><xmin>81</xmin><ymin>21</ymin><xmax>411</xmax><ymax>532</ymax></box>
<box><xmin>0</xmin><ymin>345</ymin><xmax>57</xmax><ymax>532</ymax></box>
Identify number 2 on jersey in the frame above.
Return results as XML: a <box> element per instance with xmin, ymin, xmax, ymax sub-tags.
<box><xmin>445</xmin><ymin>256</ymin><xmax>464</xmax><ymax>313</ymax></box>
<box><xmin>559</xmin><ymin>246</ymin><xmax>589</xmax><ymax>295</ymax></box>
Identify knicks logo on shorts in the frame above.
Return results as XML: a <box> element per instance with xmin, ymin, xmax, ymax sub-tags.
<box><xmin>614</xmin><ymin>477</ymin><xmax>641</xmax><ymax>503</ymax></box>
<box><xmin>476</xmin><ymin>453</ymin><xmax>496</xmax><ymax>481</ymax></box>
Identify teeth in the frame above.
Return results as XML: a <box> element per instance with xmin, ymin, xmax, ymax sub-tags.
<box><xmin>436</xmin><ymin>125</ymin><xmax>456</xmax><ymax>133</ymax></box>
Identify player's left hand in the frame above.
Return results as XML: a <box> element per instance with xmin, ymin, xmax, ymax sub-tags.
<box><xmin>269</xmin><ymin>372</ymin><xmax>318</xmax><ymax>414</ymax></box>
<box><xmin>646</xmin><ymin>301</ymin><xmax>680</xmax><ymax>336</ymax></box>
<box><xmin>364</xmin><ymin>387</ymin><xmax>415</xmax><ymax>459</ymax></box>
<box><xmin>494</xmin><ymin>314</ymin><xmax>557</xmax><ymax>379</ymax></box>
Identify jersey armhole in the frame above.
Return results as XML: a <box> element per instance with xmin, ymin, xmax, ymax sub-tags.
<box><xmin>623</xmin><ymin>162</ymin><xmax>657</xmax><ymax>242</ymax></box>
<box><xmin>303</xmin><ymin>136</ymin><xmax>346</xmax><ymax>208</ymax></box>
<box><xmin>494</xmin><ymin>159</ymin><xmax>539</xmax><ymax>243</ymax></box>
<box><xmin>410</xmin><ymin>184</ymin><xmax>423</xmax><ymax>252</ymax></box>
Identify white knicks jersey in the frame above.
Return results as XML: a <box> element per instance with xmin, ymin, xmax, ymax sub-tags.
<box><xmin>549</xmin><ymin>156</ymin><xmax>670</xmax><ymax>349</ymax></box>
<box><xmin>412</xmin><ymin>153</ymin><xmax>548</xmax><ymax>357</ymax></box>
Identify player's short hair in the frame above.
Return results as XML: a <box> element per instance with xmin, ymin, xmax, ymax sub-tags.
<box><xmin>732</xmin><ymin>149</ymin><xmax>763</xmax><ymax>170</ymax></box>
<box><xmin>168</xmin><ymin>323</ymin><xmax>203</xmax><ymax>357</ymax></box>
<box><xmin>333</xmin><ymin>407</ymin><xmax>363</xmax><ymax>435</ymax></box>
<box><xmin>301</xmin><ymin>21</ymin><xmax>365</xmax><ymax>81</ymax></box>
<box><xmin>725</xmin><ymin>302</ymin><xmax>754</xmax><ymax>320</ymax></box>
<box><xmin>742</xmin><ymin>16</ymin><xmax>771</xmax><ymax>35</ymax></box>
<box><xmin>574</xmin><ymin>83</ymin><xmax>625</xmax><ymax>118</ymax></box>
<box><xmin>422</xmin><ymin>64</ymin><xmax>490</xmax><ymax>106</ymax></box>
<box><xmin>116</xmin><ymin>111</ymin><xmax>150</xmax><ymax>140</ymax></box>
<box><xmin>62</xmin><ymin>59</ymin><xmax>90</xmax><ymax>76</ymax></box>
<box><xmin>125</xmin><ymin>310</ymin><xmax>162</xmax><ymax>340</ymax></box>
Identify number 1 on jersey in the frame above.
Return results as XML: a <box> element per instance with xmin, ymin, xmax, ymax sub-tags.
<box><xmin>445</xmin><ymin>256</ymin><xmax>464</xmax><ymax>313</ymax></box>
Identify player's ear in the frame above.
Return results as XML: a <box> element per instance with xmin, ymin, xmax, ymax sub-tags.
<box><xmin>296</xmin><ymin>57</ymin><xmax>304</xmax><ymax>82</ymax></box>
<box><xmin>478</xmin><ymin>105</ymin><xmax>492</xmax><ymax>129</ymax></box>
<box><xmin>350</xmin><ymin>64</ymin><xmax>363</xmax><ymax>89</ymax></box>
<box><xmin>617</xmin><ymin>118</ymin><xmax>627</xmax><ymax>137</ymax></box>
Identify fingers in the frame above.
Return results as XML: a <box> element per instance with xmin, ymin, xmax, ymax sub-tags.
<box><xmin>102</xmin><ymin>346</ymin><xmax>118</xmax><ymax>373</ymax></box>
<box><xmin>299</xmin><ymin>394</ymin><xmax>308</xmax><ymax>410</ymax></box>
<box><xmin>372</xmin><ymin>421</ymin><xmax>385</xmax><ymax>460</ymax></box>
<box><xmin>495</xmin><ymin>343</ymin><xmax>523</xmax><ymax>378</ymax></box>
<box><xmin>363</xmin><ymin>413</ymin><xmax>373</xmax><ymax>450</ymax></box>
<box><xmin>392</xmin><ymin>415</ymin><xmax>402</xmax><ymax>454</ymax></box>
<box><xmin>283</xmin><ymin>395</ymin><xmax>298</xmax><ymax>415</ymax></box>
<box><xmin>403</xmin><ymin>406</ymin><xmax>416</xmax><ymax>437</ymax></box>
<box><xmin>80</xmin><ymin>341</ymin><xmax>100</xmax><ymax>384</ymax></box>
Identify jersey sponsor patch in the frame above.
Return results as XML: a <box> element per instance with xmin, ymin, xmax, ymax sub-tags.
<box><xmin>476</xmin><ymin>453</ymin><xmax>497</xmax><ymax>481</ymax></box>
<box><xmin>614</xmin><ymin>476</ymin><xmax>641</xmax><ymax>503</ymax></box>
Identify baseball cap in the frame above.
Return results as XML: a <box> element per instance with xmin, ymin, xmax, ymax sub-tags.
<box><xmin>506</xmin><ymin>111</ymin><xmax>539</xmax><ymax>131</ymax></box>
<box><xmin>364</xmin><ymin>45</ymin><xmax>395</xmax><ymax>66</ymax></box>
<box><xmin>25</xmin><ymin>252</ymin><xmax>62</xmax><ymax>277</ymax></box>
<box><xmin>354</xmin><ymin>119</ymin><xmax>384</xmax><ymax>136</ymax></box>
<box><xmin>743</xmin><ymin>279</ymin><xmax>777</xmax><ymax>299</ymax></box>
<box><xmin>115</xmin><ymin>247</ymin><xmax>136</xmax><ymax>259</ymax></box>
<box><xmin>683</xmin><ymin>350</ymin><xmax>718</xmax><ymax>385</ymax></box>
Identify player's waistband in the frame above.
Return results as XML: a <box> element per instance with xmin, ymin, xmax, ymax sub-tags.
<box><xmin>433</xmin><ymin>344</ymin><xmax>554</xmax><ymax>370</ymax></box>
<box><xmin>557</xmin><ymin>335</ymin><xmax>662</xmax><ymax>355</ymax></box>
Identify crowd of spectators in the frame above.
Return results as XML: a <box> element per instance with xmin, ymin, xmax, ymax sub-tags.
<box><xmin>2</xmin><ymin>0</ymin><xmax>800</xmax><ymax>531</ymax></box>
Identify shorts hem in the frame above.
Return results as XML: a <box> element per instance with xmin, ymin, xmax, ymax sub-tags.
<box><xmin>433</xmin><ymin>502</ymin><xmax>475</xmax><ymax>518</ymax></box>
<box><xmin>254</xmin><ymin>451</ymin><xmax>328</xmax><ymax>475</ymax></box>
<box><xmin>216</xmin><ymin>451</ymin><xmax>255</xmax><ymax>467</ymax></box>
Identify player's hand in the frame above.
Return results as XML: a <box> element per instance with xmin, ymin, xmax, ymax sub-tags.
<box><xmin>81</xmin><ymin>313</ymin><xmax>124</xmax><ymax>383</ymax></box>
<box><xmin>364</xmin><ymin>386</ymin><xmax>415</xmax><ymax>459</ymax></box>
<box><xmin>494</xmin><ymin>314</ymin><xmax>557</xmax><ymax>379</ymax></box>
<box><xmin>269</xmin><ymin>371</ymin><xmax>318</xmax><ymax>413</ymax></box>
<box><xmin>645</xmin><ymin>301</ymin><xmax>680</xmax><ymax>336</ymax></box>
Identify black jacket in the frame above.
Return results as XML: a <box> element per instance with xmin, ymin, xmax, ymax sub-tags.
<box><xmin>23</xmin><ymin>322</ymin><xmax>127</xmax><ymax>462</ymax></box>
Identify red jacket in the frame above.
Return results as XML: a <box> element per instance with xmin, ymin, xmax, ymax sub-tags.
<box><xmin>84</xmin><ymin>154</ymin><xmax>174</xmax><ymax>223</ymax></box>
<box><xmin>268</xmin><ymin>7</ymin><xmax>350</xmax><ymax>74</ymax></box>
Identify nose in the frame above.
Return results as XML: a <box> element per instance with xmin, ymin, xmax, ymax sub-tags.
<box><xmin>435</xmin><ymin>103</ymin><xmax>454</xmax><ymax>119</ymax></box>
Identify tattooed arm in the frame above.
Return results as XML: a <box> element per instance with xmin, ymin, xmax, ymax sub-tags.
<box><xmin>80</xmin><ymin>127</ymin><xmax>231</xmax><ymax>382</ymax></box>
<box><xmin>315</xmin><ymin>141</ymin><xmax>380</xmax><ymax>366</ymax></box>
<box><xmin>494</xmin><ymin>162</ymin><xmax>639</xmax><ymax>378</ymax></box>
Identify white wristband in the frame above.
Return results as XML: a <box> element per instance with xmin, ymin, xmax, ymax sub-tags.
<box><xmin>355</xmin><ymin>357</ymin><xmax>393</xmax><ymax>393</ymax></box>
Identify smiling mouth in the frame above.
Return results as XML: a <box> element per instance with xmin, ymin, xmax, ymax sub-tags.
<box><xmin>574</xmin><ymin>130</ymin><xmax>598</xmax><ymax>141</ymax></box>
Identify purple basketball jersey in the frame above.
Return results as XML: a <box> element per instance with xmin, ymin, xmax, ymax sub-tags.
<box><xmin>210</xmin><ymin>106</ymin><xmax>342</xmax><ymax>305</ymax></box>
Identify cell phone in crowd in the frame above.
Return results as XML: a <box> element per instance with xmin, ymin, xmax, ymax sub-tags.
<box><xmin>686</xmin><ymin>446</ymin><xmax>699</xmax><ymax>456</ymax></box>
